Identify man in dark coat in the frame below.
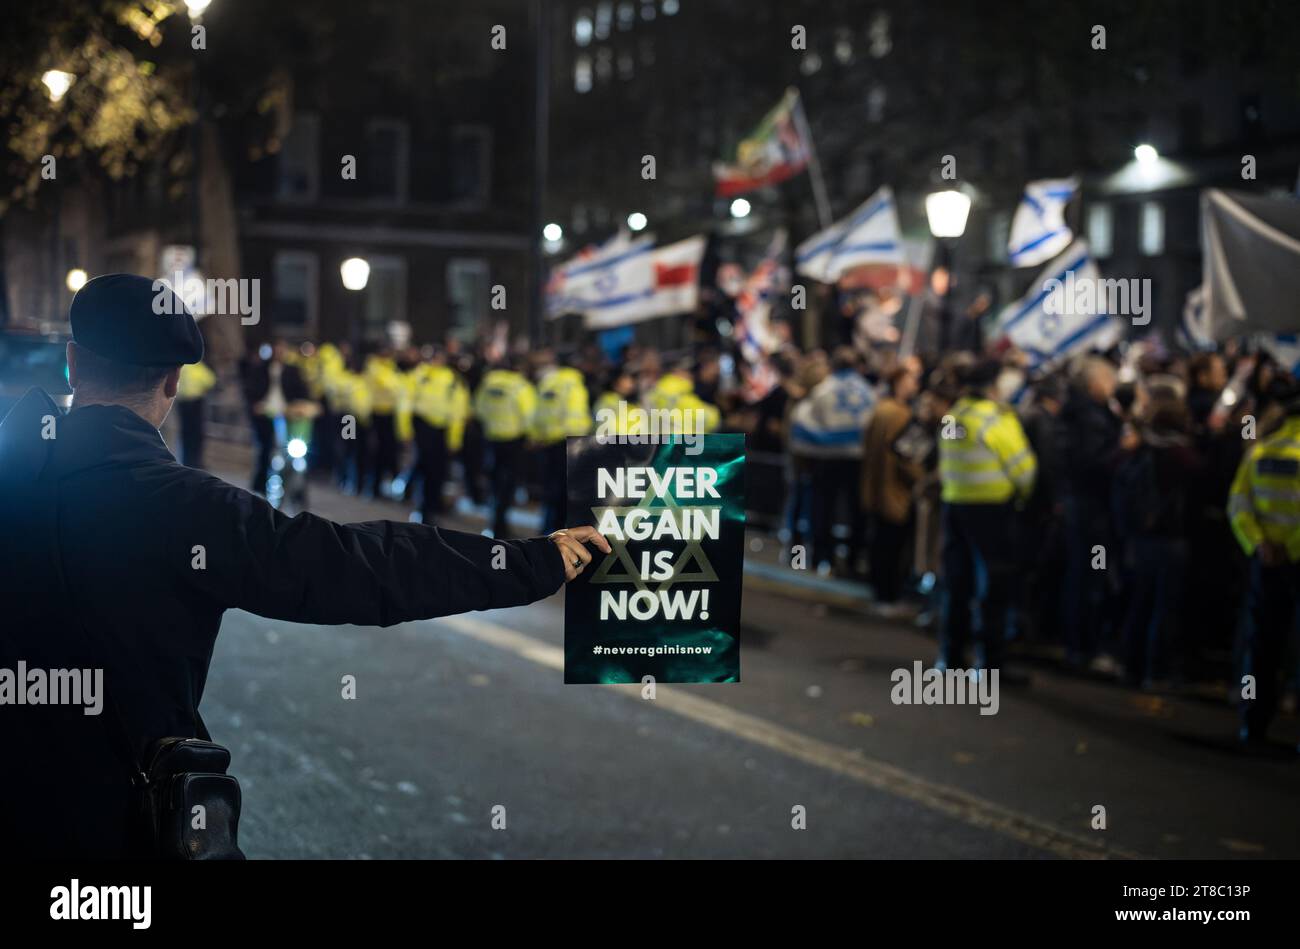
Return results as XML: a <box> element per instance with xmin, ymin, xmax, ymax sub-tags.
<box><xmin>0</xmin><ymin>274</ymin><xmax>608</xmax><ymax>858</ymax></box>
<box><xmin>1059</xmin><ymin>357</ymin><xmax>1122</xmax><ymax>668</ymax></box>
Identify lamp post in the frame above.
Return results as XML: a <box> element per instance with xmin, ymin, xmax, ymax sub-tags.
<box><xmin>185</xmin><ymin>0</ymin><xmax>214</xmax><ymax>269</ymax></box>
<box><xmin>43</xmin><ymin>71</ymin><xmax>76</xmax><ymax>323</ymax></box>
<box><xmin>341</xmin><ymin>257</ymin><xmax>371</xmax><ymax>348</ymax></box>
<box><xmin>924</xmin><ymin>189</ymin><xmax>972</xmax><ymax>353</ymax></box>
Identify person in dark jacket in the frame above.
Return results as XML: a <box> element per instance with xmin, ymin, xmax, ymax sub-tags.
<box><xmin>0</xmin><ymin>274</ymin><xmax>608</xmax><ymax>858</ymax></box>
<box><xmin>1019</xmin><ymin>373</ymin><xmax>1069</xmax><ymax>645</ymax></box>
<box><xmin>1059</xmin><ymin>357</ymin><xmax>1123</xmax><ymax>669</ymax></box>
<box><xmin>240</xmin><ymin>340</ymin><xmax>310</xmax><ymax>495</ymax></box>
<box><xmin>1112</xmin><ymin>398</ymin><xmax>1203</xmax><ymax>687</ymax></box>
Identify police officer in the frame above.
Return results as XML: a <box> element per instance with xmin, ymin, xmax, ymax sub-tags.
<box><xmin>410</xmin><ymin>347</ymin><xmax>470</xmax><ymax>525</ymax></box>
<box><xmin>0</xmin><ymin>274</ymin><xmax>609</xmax><ymax>857</ymax></box>
<box><xmin>936</xmin><ymin>358</ymin><xmax>1037</xmax><ymax>672</ymax></box>
<box><xmin>474</xmin><ymin>356</ymin><xmax>537</xmax><ymax>539</ymax></box>
<box><xmin>644</xmin><ymin>358</ymin><xmax>722</xmax><ymax>434</ymax></box>
<box><xmin>175</xmin><ymin>358</ymin><xmax>216</xmax><ymax>468</ymax></box>
<box><xmin>532</xmin><ymin>350</ymin><xmax>591</xmax><ymax>535</ymax></box>
<box><xmin>1227</xmin><ymin>392</ymin><xmax>1300</xmax><ymax>747</ymax></box>
<box><xmin>365</xmin><ymin>348</ymin><xmax>403</xmax><ymax>498</ymax></box>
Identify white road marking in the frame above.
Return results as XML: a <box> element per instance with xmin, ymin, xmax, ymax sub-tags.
<box><xmin>438</xmin><ymin>613</ymin><xmax>1145</xmax><ymax>860</ymax></box>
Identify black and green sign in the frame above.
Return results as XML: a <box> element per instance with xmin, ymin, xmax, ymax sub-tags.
<box><xmin>564</xmin><ymin>434</ymin><xmax>745</xmax><ymax>684</ymax></box>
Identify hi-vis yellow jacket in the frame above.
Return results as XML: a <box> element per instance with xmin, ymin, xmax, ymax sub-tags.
<box><xmin>939</xmin><ymin>396</ymin><xmax>1037</xmax><ymax>504</ymax></box>
<box><xmin>474</xmin><ymin>369</ymin><xmax>537</xmax><ymax>442</ymax></box>
<box><xmin>177</xmin><ymin>361</ymin><xmax>216</xmax><ymax>401</ymax></box>
<box><xmin>1228</xmin><ymin>415</ymin><xmax>1300</xmax><ymax>563</ymax></box>
<box><xmin>365</xmin><ymin>356</ymin><xmax>403</xmax><ymax>415</ymax></box>
<box><xmin>330</xmin><ymin>370</ymin><xmax>372</xmax><ymax>425</ymax></box>
<box><xmin>411</xmin><ymin>364</ymin><xmax>470</xmax><ymax>452</ymax></box>
<box><xmin>644</xmin><ymin>373</ymin><xmax>721</xmax><ymax>434</ymax></box>
<box><xmin>308</xmin><ymin>343</ymin><xmax>345</xmax><ymax>402</ymax></box>
<box><xmin>532</xmin><ymin>366</ymin><xmax>591</xmax><ymax>444</ymax></box>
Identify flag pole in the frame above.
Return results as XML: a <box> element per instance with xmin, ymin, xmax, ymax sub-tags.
<box><xmin>791</xmin><ymin>88</ymin><xmax>833</xmax><ymax>230</ymax></box>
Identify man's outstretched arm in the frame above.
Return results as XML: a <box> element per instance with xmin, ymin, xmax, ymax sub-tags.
<box><xmin>174</xmin><ymin>479</ymin><xmax>610</xmax><ymax>627</ymax></box>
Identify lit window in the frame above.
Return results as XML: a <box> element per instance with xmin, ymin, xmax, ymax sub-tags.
<box><xmin>1140</xmin><ymin>201</ymin><xmax>1164</xmax><ymax>256</ymax></box>
<box><xmin>574</xmin><ymin>13</ymin><xmax>593</xmax><ymax>46</ymax></box>
<box><xmin>1087</xmin><ymin>203</ymin><xmax>1113</xmax><ymax>257</ymax></box>
<box><xmin>869</xmin><ymin>12</ymin><xmax>892</xmax><ymax>58</ymax></box>
<box><xmin>574</xmin><ymin>55</ymin><xmax>593</xmax><ymax>93</ymax></box>
<box><xmin>447</xmin><ymin>259</ymin><xmax>490</xmax><ymax>343</ymax></box>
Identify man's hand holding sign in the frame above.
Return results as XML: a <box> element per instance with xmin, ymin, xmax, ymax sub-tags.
<box><xmin>550</xmin><ymin>526</ymin><xmax>613</xmax><ymax>581</ymax></box>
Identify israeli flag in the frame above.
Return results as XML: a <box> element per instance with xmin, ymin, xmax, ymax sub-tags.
<box><xmin>1007</xmin><ymin>177</ymin><xmax>1079</xmax><ymax>268</ymax></box>
<box><xmin>1178</xmin><ymin>284</ymin><xmax>1214</xmax><ymax>350</ymax></box>
<box><xmin>794</xmin><ymin>186</ymin><xmax>903</xmax><ymax>283</ymax></box>
<box><xmin>547</xmin><ymin>233</ymin><xmax>655</xmax><ymax>323</ymax></box>
<box><xmin>995</xmin><ymin>239</ymin><xmax>1122</xmax><ymax>368</ymax></box>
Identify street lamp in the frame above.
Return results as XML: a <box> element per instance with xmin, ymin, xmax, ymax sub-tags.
<box><xmin>65</xmin><ymin>268</ymin><xmax>87</xmax><ymax>292</ymax></box>
<box><xmin>627</xmin><ymin>211</ymin><xmax>647</xmax><ymax>232</ymax></box>
<box><xmin>925</xmin><ymin>189</ymin><xmax>972</xmax><ymax>352</ymax></box>
<box><xmin>729</xmin><ymin>198</ymin><xmax>751</xmax><ymax>219</ymax></box>
<box><xmin>924</xmin><ymin>190</ymin><xmax>971</xmax><ymax>239</ymax></box>
<box><xmin>543</xmin><ymin>222</ymin><xmax>563</xmax><ymax>242</ymax></box>
<box><xmin>340</xmin><ymin>257</ymin><xmax>371</xmax><ymax>291</ymax></box>
<box><xmin>1134</xmin><ymin>143</ymin><xmax>1158</xmax><ymax>165</ymax></box>
<box><xmin>41</xmin><ymin>70</ymin><xmax>75</xmax><ymax>104</ymax></box>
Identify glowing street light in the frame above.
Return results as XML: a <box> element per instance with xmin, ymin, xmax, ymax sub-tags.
<box><xmin>925</xmin><ymin>189</ymin><xmax>972</xmax><ymax>239</ymax></box>
<box><xmin>543</xmin><ymin>222</ymin><xmax>563</xmax><ymax>242</ymax></box>
<box><xmin>41</xmin><ymin>70</ymin><xmax>75</xmax><ymax>104</ymax></box>
<box><xmin>729</xmin><ymin>198</ymin><xmax>751</xmax><ymax>219</ymax></box>
<box><xmin>340</xmin><ymin>257</ymin><xmax>371</xmax><ymax>291</ymax></box>
<box><xmin>627</xmin><ymin>211</ymin><xmax>647</xmax><ymax>232</ymax></box>
<box><xmin>65</xmin><ymin>268</ymin><xmax>88</xmax><ymax>292</ymax></box>
<box><xmin>1134</xmin><ymin>143</ymin><xmax>1159</xmax><ymax>165</ymax></box>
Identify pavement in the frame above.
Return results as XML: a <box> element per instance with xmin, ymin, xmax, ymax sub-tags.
<box><xmin>189</xmin><ymin>435</ymin><xmax>1300</xmax><ymax>859</ymax></box>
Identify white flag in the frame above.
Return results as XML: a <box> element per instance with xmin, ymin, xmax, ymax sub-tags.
<box><xmin>794</xmin><ymin>186</ymin><xmax>902</xmax><ymax>283</ymax></box>
<box><xmin>546</xmin><ymin>232</ymin><xmax>655</xmax><ymax>323</ymax></box>
<box><xmin>1007</xmin><ymin>177</ymin><xmax>1078</xmax><ymax>268</ymax></box>
<box><xmin>583</xmin><ymin>235</ymin><xmax>706</xmax><ymax>329</ymax></box>
<box><xmin>995</xmin><ymin>239</ymin><xmax>1121</xmax><ymax>368</ymax></box>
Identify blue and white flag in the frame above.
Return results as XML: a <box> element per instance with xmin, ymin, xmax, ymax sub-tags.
<box><xmin>1007</xmin><ymin>177</ymin><xmax>1079</xmax><ymax>268</ymax></box>
<box><xmin>994</xmin><ymin>239</ymin><xmax>1122</xmax><ymax>369</ymax></box>
<box><xmin>1178</xmin><ymin>284</ymin><xmax>1214</xmax><ymax>350</ymax></box>
<box><xmin>546</xmin><ymin>232</ymin><xmax>656</xmax><ymax>324</ymax></box>
<box><xmin>794</xmin><ymin>186</ymin><xmax>903</xmax><ymax>283</ymax></box>
<box><xmin>1261</xmin><ymin>334</ymin><xmax>1300</xmax><ymax>378</ymax></box>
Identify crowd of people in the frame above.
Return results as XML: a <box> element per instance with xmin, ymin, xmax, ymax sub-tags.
<box><xmin>171</xmin><ymin>329</ymin><xmax>1300</xmax><ymax>746</ymax></box>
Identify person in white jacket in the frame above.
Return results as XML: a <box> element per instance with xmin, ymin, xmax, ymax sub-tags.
<box><xmin>789</xmin><ymin>347</ymin><xmax>877</xmax><ymax>574</ymax></box>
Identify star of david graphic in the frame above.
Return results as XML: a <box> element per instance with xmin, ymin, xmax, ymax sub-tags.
<box><xmin>588</xmin><ymin>477</ymin><xmax>720</xmax><ymax>593</ymax></box>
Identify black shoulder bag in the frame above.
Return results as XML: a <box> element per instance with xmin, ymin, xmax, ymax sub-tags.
<box><xmin>49</xmin><ymin>494</ymin><xmax>246</xmax><ymax>860</ymax></box>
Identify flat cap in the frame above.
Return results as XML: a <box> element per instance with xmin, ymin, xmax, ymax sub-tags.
<box><xmin>70</xmin><ymin>273</ymin><xmax>204</xmax><ymax>366</ymax></box>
